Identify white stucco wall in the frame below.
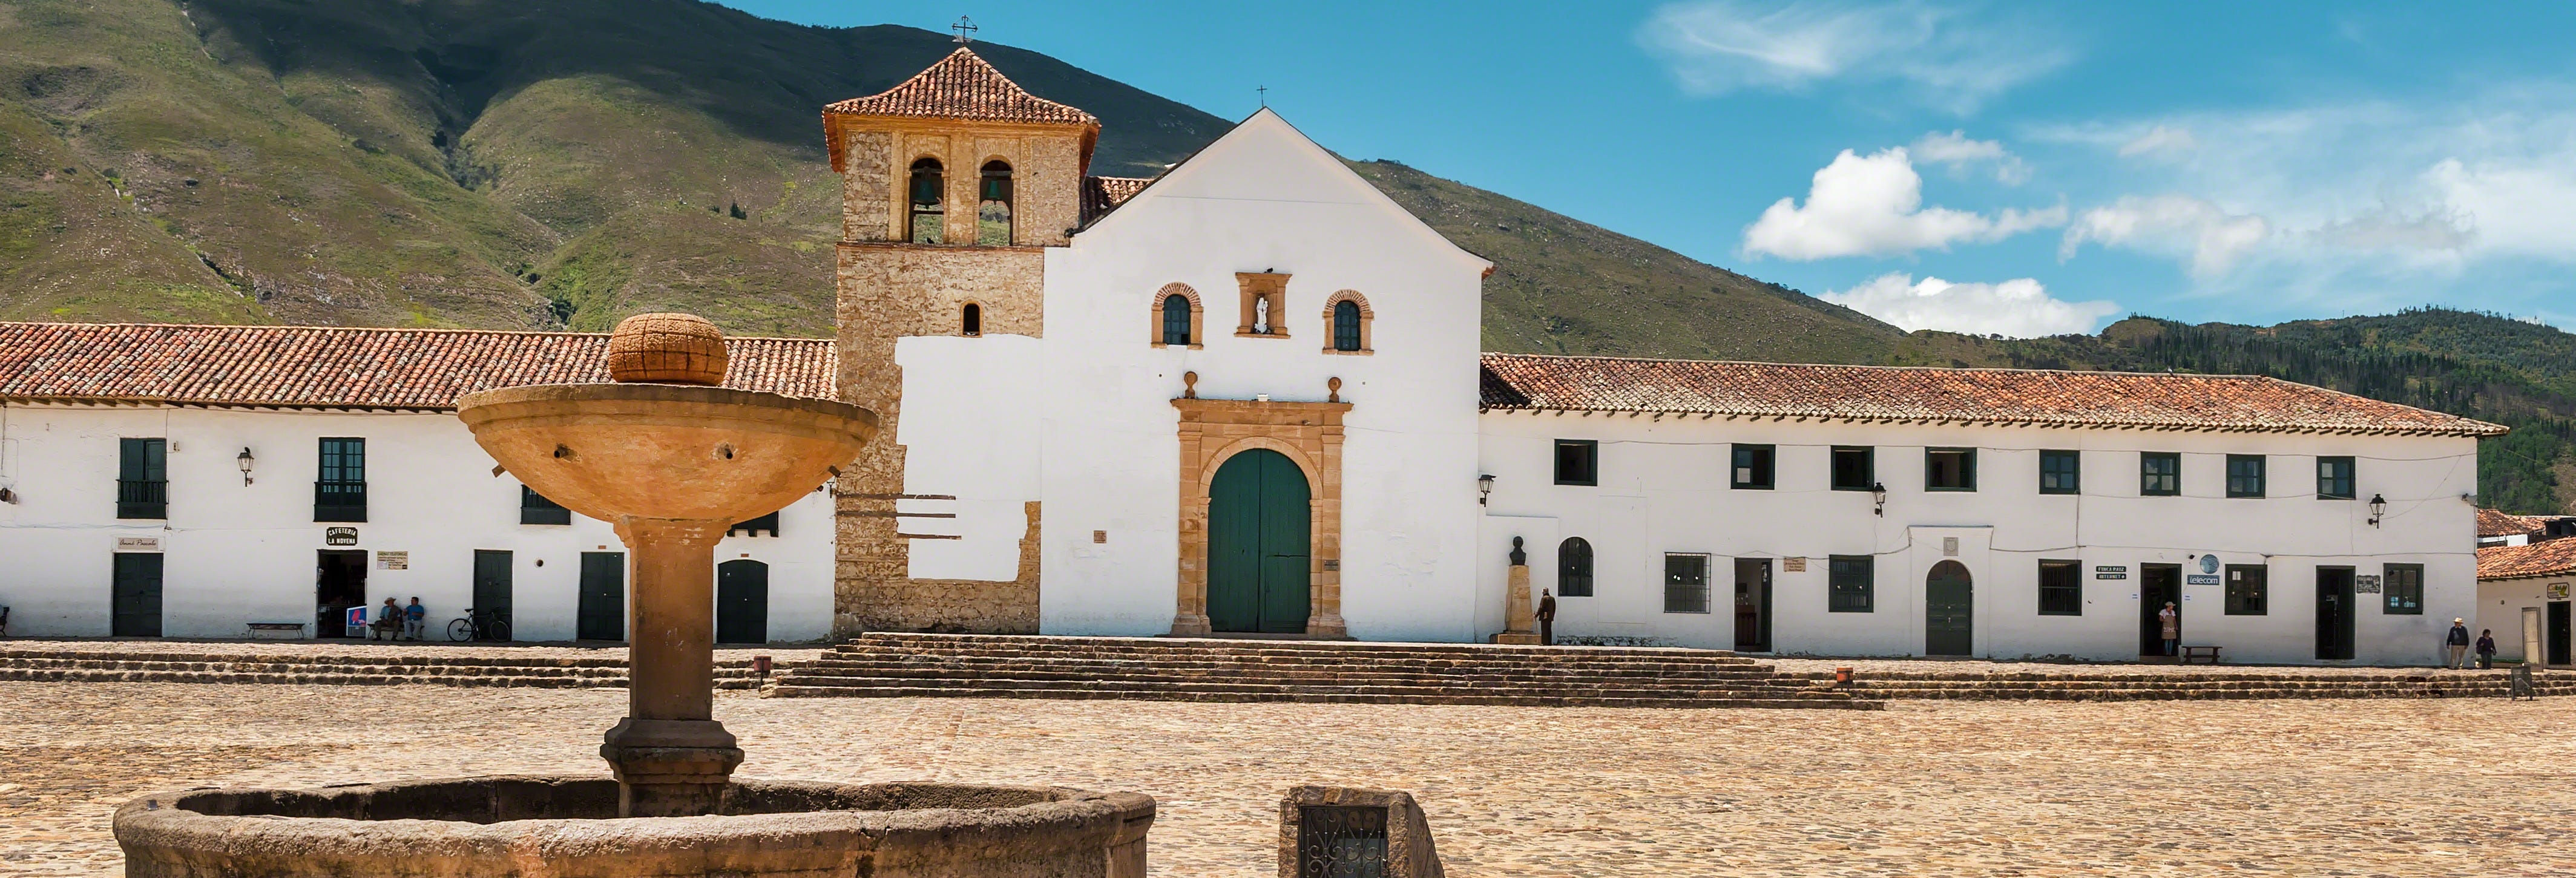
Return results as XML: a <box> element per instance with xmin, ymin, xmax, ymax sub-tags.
<box><xmin>0</xmin><ymin>404</ymin><xmax>836</xmax><ymax>643</ymax></box>
<box><xmin>2476</xmin><ymin>574</ymin><xmax>2572</xmax><ymax>664</ymax></box>
<box><xmin>1478</xmin><ymin>412</ymin><xmax>2480</xmax><ymax>665</ymax></box>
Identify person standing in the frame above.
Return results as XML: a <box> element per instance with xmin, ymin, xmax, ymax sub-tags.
<box><xmin>1536</xmin><ymin>588</ymin><xmax>1557</xmax><ymax>647</ymax></box>
<box><xmin>404</xmin><ymin>597</ymin><xmax>427</xmax><ymax>641</ymax></box>
<box><xmin>2158</xmin><ymin>601</ymin><xmax>2180</xmax><ymax>657</ymax></box>
<box><xmin>2475</xmin><ymin>628</ymin><xmax>2498</xmax><ymax>670</ymax></box>
<box><xmin>2445</xmin><ymin>618</ymin><xmax>2472</xmax><ymax>669</ymax></box>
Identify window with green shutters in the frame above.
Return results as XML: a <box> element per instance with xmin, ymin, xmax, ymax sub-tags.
<box><xmin>2141</xmin><ymin>452</ymin><xmax>2180</xmax><ymax>496</ymax></box>
<box><xmin>2039</xmin><ymin>560</ymin><xmax>2083</xmax><ymax>615</ymax></box>
<box><xmin>2316</xmin><ymin>456</ymin><xmax>2356</xmax><ymax>500</ymax></box>
<box><xmin>117</xmin><ymin>438</ymin><xmax>168</xmax><ymax>519</ymax></box>
<box><xmin>1925</xmin><ymin>448</ymin><xmax>1976</xmax><ymax>491</ymax></box>
<box><xmin>2383</xmin><ymin>563</ymin><xmax>2423</xmax><ymax>614</ymax></box>
<box><xmin>2039</xmin><ymin>450</ymin><xmax>2080</xmax><ymax>495</ymax></box>
<box><xmin>1828</xmin><ymin>555</ymin><xmax>1873</xmax><ymax>612</ymax></box>
<box><xmin>1730</xmin><ymin>444</ymin><xmax>1775</xmax><ymax>490</ymax></box>
<box><xmin>1830</xmin><ymin>447</ymin><xmax>1874</xmax><ymax>491</ymax></box>
<box><xmin>2225</xmin><ymin>564</ymin><xmax>2268</xmax><ymax>615</ymax></box>
<box><xmin>315</xmin><ymin>437</ymin><xmax>367</xmax><ymax>522</ymax></box>
<box><xmin>1554</xmin><ymin>439</ymin><xmax>1597</xmax><ymax>487</ymax></box>
<box><xmin>2226</xmin><ymin>454</ymin><xmax>2266</xmax><ymax>498</ymax></box>
<box><xmin>521</xmin><ymin>487</ymin><xmax>571</xmax><ymax>525</ymax></box>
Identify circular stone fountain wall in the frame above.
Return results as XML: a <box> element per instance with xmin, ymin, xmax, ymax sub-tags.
<box><xmin>114</xmin><ymin>777</ymin><xmax>1154</xmax><ymax>878</ymax></box>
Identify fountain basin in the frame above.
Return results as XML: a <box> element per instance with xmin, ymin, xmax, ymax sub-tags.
<box><xmin>115</xmin><ymin>776</ymin><xmax>1154</xmax><ymax>878</ymax></box>
<box><xmin>455</xmin><ymin>383</ymin><xmax>878</xmax><ymax>523</ymax></box>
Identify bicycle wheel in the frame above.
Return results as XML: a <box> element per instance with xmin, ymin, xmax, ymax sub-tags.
<box><xmin>447</xmin><ymin>618</ymin><xmax>473</xmax><ymax>641</ymax></box>
<box><xmin>485</xmin><ymin>618</ymin><xmax>511</xmax><ymax>643</ymax></box>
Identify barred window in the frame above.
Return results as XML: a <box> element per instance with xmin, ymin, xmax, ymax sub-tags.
<box><xmin>2039</xmin><ymin>559</ymin><xmax>2083</xmax><ymax>615</ymax></box>
<box><xmin>1828</xmin><ymin>555</ymin><xmax>1873</xmax><ymax>612</ymax></box>
<box><xmin>1557</xmin><ymin>537</ymin><xmax>1594</xmax><ymax>597</ymax></box>
<box><xmin>1664</xmin><ymin>554</ymin><xmax>1710</xmax><ymax>614</ymax></box>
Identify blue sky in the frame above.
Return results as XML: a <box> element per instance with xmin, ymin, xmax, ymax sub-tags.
<box><xmin>714</xmin><ymin>1</ymin><xmax>2576</xmax><ymax>336</ymax></box>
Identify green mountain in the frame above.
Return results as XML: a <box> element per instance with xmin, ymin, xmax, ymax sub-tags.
<box><xmin>1</xmin><ymin>0</ymin><xmax>2567</xmax><ymax>513</ymax></box>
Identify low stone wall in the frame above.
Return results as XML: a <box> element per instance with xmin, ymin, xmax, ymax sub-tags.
<box><xmin>116</xmin><ymin>776</ymin><xmax>1152</xmax><ymax>878</ymax></box>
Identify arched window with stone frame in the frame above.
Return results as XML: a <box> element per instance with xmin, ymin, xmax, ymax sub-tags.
<box><xmin>977</xmin><ymin>160</ymin><xmax>1013</xmax><ymax>246</ymax></box>
<box><xmin>1558</xmin><ymin>537</ymin><xmax>1594</xmax><ymax>597</ymax></box>
<box><xmin>1150</xmin><ymin>283</ymin><xmax>1204</xmax><ymax>348</ymax></box>
<box><xmin>961</xmin><ymin>301</ymin><xmax>982</xmax><ymax>336</ymax></box>
<box><xmin>1319</xmin><ymin>290</ymin><xmax>1373</xmax><ymax>354</ymax></box>
<box><xmin>907</xmin><ymin>157</ymin><xmax>944</xmax><ymax>243</ymax></box>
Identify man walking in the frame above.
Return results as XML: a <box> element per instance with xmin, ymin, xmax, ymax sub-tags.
<box><xmin>2445</xmin><ymin>618</ymin><xmax>2472</xmax><ymax>669</ymax></box>
<box><xmin>404</xmin><ymin>597</ymin><xmax>427</xmax><ymax>641</ymax></box>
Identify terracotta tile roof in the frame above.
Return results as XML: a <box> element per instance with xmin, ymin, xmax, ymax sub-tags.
<box><xmin>0</xmin><ymin>323</ymin><xmax>836</xmax><ymax>411</ymax></box>
<box><xmin>2477</xmin><ymin>508</ymin><xmax>2551</xmax><ymax>539</ymax></box>
<box><xmin>1082</xmin><ymin>175</ymin><xmax>1154</xmax><ymax>224</ymax></box>
<box><xmin>825</xmin><ymin>48</ymin><xmax>1099</xmax><ymax>128</ymax></box>
<box><xmin>2478</xmin><ymin>539</ymin><xmax>2576</xmax><ymax>580</ymax></box>
<box><xmin>1479</xmin><ymin>353</ymin><xmax>2508</xmax><ymax>436</ymax></box>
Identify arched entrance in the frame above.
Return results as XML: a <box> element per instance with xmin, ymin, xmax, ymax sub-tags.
<box><xmin>1925</xmin><ymin>560</ymin><xmax>1973</xmax><ymax>657</ymax></box>
<box><xmin>1206</xmin><ymin>448</ymin><xmax>1311</xmax><ymax>633</ymax></box>
<box><xmin>716</xmin><ymin>559</ymin><xmax>769</xmax><ymax>645</ymax></box>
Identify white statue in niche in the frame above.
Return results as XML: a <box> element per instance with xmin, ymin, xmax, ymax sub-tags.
<box><xmin>1254</xmin><ymin>295</ymin><xmax>1272</xmax><ymax>334</ymax></box>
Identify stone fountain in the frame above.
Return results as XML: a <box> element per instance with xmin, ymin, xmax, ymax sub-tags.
<box><xmin>111</xmin><ymin>314</ymin><xmax>1154</xmax><ymax>877</ymax></box>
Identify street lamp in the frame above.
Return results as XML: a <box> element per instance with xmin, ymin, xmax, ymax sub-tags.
<box><xmin>2367</xmin><ymin>493</ymin><xmax>2386</xmax><ymax>528</ymax></box>
<box><xmin>1870</xmin><ymin>482</ymin><xmax>1888</xmax><ymax>517</ymax></box>
<box><xmin>237</xmin><ymin>447</ymin><xmax>256</xmax><ymax>486</ymax></box>
<box><xmin>1477</xmin><ymin>473</ymin><xmax>1495</xmax><ymax>506</ymax></box>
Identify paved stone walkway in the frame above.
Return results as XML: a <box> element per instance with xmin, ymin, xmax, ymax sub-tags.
<box><xmin>0</xmin><ymin>638</ymin><xmax>828</xmax><ymax>663</ymax></box>
<box><xmin>4</xmin><ymin>681</ymin><xmax>2571</xmax><ymax>876</ymax></box>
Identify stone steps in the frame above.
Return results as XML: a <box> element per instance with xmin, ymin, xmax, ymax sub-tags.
<box><xmin>0</xmin><ymin>653</ymin><xmax>794</xmax><ymax>690</ymax></box>
<box><xmin>764</xmin><ymin>633</ymin><xmax>1878</xmax><ymax>710</ymax></box>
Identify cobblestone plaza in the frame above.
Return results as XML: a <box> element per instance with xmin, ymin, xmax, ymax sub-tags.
<box><xmin>4</xmin><ymin>680</ymin><xmax>2572</xmax><ymax>876</ymax></box>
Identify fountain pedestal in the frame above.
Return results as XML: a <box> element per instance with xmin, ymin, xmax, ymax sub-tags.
<box><xmin>601</xmin><ymin>517</ymin><xmax>741</xmax><ymax>816</ymax></box>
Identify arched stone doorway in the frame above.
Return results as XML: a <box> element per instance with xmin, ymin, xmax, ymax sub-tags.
<box><xmin>1926</xmin><ymin>560</ymin><xmax>1973</xmax><ymax>657</ymax></box>
<box><xmin>1206</xmin><ymin>448</ymin><xmax>1312</xmax><ymax>633</ymax></box>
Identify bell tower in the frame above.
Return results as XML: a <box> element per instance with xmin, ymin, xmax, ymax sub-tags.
<box><xmin>823</xmin><ymin>47</ymin><xmax>1100</xmax><ymax>636</ymax></box>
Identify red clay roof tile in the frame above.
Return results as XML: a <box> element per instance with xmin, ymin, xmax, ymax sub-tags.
<box><xmin>824</xmin><ymin>47</ymin><xmax>1099</xmax><ymax>128</ymax></box>
<box><xmin>2478</xmin><ymin>538</ymin><xmax>2576</xmax><ymax>580</ymax></box>
<box><xmin>0</xmin><ymin>323</ymin><xmax>835</xmax><ymax>411</ymax></box>
<box><xmin>1082</xmin><ymin>175</ymin><xmax>1154</xmax><ymax>224</ymax></box>
<box><xmin>1479</xmin><ymin>353</ymin><xmax>2506</xmax><ymax>436</ymax></box>
<box><xmin>2477</xmin><ymin>508</ymin><xmax>2551</xmax><ymax>539</ymax></box>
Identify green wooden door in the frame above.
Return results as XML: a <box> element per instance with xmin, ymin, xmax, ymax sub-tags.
<box><xmin>472</xmin><ymin>550</ymin><xmax>513</xmax><ymax>640</ymax></box>
<box><xmin>717</xmin><ymin>560</ymin><xmax>769</xmax><ymax>645</ymax></box>
<box><xmin>111</xmin><ymin>552</ymin><xmax>163</xmax><ymax>637</ymax></box>
<box><xmin>577</xmin><ymin>552</ymin><xmax>625</xmax><ymax>641</ymax></box>
<box><xmin>1925</xmin><ymin>560</ymin><xmax>1973</xmax><ymax>657</ymax></box>
<box><xmin>1206</xmin><ymin>449</ymin><xmax>1311</xmax><ymax>634</ymax></box>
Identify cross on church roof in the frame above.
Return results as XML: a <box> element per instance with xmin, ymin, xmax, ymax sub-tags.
<box><xmin>950</xmin><ymin>16</ymin><xmax>978</xmax><ymax>44</ymax></box>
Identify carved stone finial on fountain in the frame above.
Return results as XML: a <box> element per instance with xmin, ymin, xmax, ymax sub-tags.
<box><xmin>608</xmin><ymin>312</ymin><xmax>730</xmax><ymax>385</ymax></box>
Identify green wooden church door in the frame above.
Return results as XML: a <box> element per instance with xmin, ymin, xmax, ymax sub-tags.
<box><xmin>1206</xmin><ymin>449</ymin><xmax>1311</xmax><ymax>634</ymax></box>
<box><xmin>1925</xmin><ymin>560</ymin><xmax>1974</xmax><ymax>657</ymax></box>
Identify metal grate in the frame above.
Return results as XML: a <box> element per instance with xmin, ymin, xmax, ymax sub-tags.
<box><xmin>1298</xmin><ymin>805</ymin><xmax>1388</xmax><ymax>878</ymax></box>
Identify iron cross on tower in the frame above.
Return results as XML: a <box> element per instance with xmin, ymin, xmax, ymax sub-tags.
<box><xmin>950</xmin><ymin>16</ymin><xmax>978</xmax><ymax>44</ymax></box>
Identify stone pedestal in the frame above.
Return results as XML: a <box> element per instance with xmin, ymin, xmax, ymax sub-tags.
<box><xmin>606</xmin><ymin>517</ymin><xmax>741</xmax><ymax>816</ymax></box>
<box><xmin>1491</xmin><ymin>565</ymin><xmax>1539</xmax><ymax>645</ymax></box>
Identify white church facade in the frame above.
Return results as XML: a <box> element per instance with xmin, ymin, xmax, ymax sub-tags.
<box><xmin>0</xmin><ymin>48</ymin><xmax>2503</xmax><ymax>664</ymax></box>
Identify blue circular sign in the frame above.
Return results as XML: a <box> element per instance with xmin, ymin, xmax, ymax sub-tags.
<box><xmin>2199</xmin><ymin>554</ymin><xmax>2220</xmax><ymax>574</ymax></box>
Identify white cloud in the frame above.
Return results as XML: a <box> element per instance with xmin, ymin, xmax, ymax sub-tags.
<box><xmin>2060</xmin><ymin>195</ymin><xmax>2270</xmax><ymax>278</ymax></box>
<box><xmin>1743</xmin><ymin>147</ymin><xmax>2065</xmax><ymax>260</ymax></box>
<box><xmin>1638</xmin><ymin>0</ymin><xmax>2073</xmax><ymax>112</ymax></box>
<box><xmin>1910</xmin><ymin>130</ymin><xmax>2031</xmax><ymax>184</ymax></box>
<box><xmin>1822</xmin><ymin>272</ymin><xmax>2120</xmax><ymax>337</ymax></box>
<box><xmin>2117</xmin><ymin>124</ymin><xmax>2198</xmax><ymax>159</ymax></box>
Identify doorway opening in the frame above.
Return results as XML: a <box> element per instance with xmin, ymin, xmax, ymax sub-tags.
<box><xmin>2551</xmin><ymin>601</ymin><xmax>2572</xmax><ymax>666</ymax></box>
<box><xmin>315</xmin><ymin>549</ymin><xmax>367</xmax><ymax>638</ymax></box>
<box><xmin>577</xmin><ymin>551</ymin><xmax>625</xmax><ymax>641</ymax></box>
<box><xmin>1206</xmin><ymin>448</ymin><xmax>1312</xmax><ymax>634</ymax></box>
<box><xmin>2140</xmin><ymin>563</ymin><xmax>2181</xmax><ymax>657</ymax></box>
<box><xmin>111</xmin><ymin>552</ymin><xmax>163</xmax><ymax>637</ymax></box>
<box><xmin>2315</xmin><ymin>567</ymin><xmax>2355</xmax><ymax>660</ymax></box>
<box><xmin>1733</xmin><ymin>558</ymin><xmax>1772</xmax><ymax>652</ymax></box>
<box><xmin>1925</xmin><ymin>560</ymin><xmax>1973</xmax><ymax>657</ymax></box>
<box><xmin>717</xmin><ymin>559</ymin><xmax>770</xmax><ymax>645</ymax></box>
<box><xmin>472</xmin><ymin>550</ymin><xmax>513</xmax><ymax>641</ymax></box>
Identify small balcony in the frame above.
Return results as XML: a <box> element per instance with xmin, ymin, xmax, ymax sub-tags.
<box><xmin>116</xmin><ymin>479</ymin><xmax>167</xmax><ymax>520</ymax></box>
<box><xmin>314</xmin><ymin>480</ymin><xmax>367</xmax><ymax>523</ymax></box>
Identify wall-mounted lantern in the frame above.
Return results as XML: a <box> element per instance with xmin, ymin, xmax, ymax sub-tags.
<box><xmin>1477</xmin><ymin>473</ymin><xmax>1495</xmax><ymax>506</ymax></box>
<box><xmin>2367</xmin><ymin>493</ymin><xmax>2386</xmax><ymax>528</ymax></box>
<box><xmin>237</xmin><ymin>447</ymin><xmax>256</xmax><ymax>486</ymax></box>
<box><xmin>1870</xmin><ymin>482</ymin><xmax>1888</xmax><ymax>517</ymax></box>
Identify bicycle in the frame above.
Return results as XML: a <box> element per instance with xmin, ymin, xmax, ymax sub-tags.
<box><xmin>447</xmin><ymin>607</ymin><xmax>512</xmax><ymax>643</ymax></box>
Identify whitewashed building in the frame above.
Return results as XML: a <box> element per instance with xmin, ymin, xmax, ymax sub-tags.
<box><xmin>2475</xmin><ymin>536</ymin><xmax>2574</xmax><ymax>666</ymax></box>
<box><xmin>0</xmin><ymin>325</ymin><xmax>840</xmax><ymax>643</ymax></box>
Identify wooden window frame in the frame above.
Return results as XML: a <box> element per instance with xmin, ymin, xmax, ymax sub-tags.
<box><xmin>2141</xmin><ymin>451</ymin><xmax>2181</xmax><ymax>496</ymax></box>
<box><xmin>1553</xmin><ymin>439</ymin><xmax>1598</xmax><ymax>487</ymax></box>
<box><xmin>2226</xmin><ymin>454</ymin><xmax>2266</xmax><ymax>498</ymax></box>
<box><xmin>1828</xmin><ymin>554</ymin><xmax>1874</xmax><ymax>612</ymax></box>
<box><xmin>1830</xmin><ymin>446</ymin><xmax>1874</xmax><ymax>491</ymax></box>
<box><xmin>2039</xmin><ymin>450</ymin><xmax>2080</xmax><ymax>495</ymax></box>
<box><xmin>117</xmin><ymin>437</ymin><xmax>168</xmax><ymax>520</ymax></box>
<box><xmin>314</xmin><ymin>437</ymin><xmax>367</xmax><ymax>523</ymax></box>
<box><xmin>2224</xmin><ymin>563</ymin><xmax>2268</xmax><ymax>615</ymax></box>
<box><xmin>1730</xmin><ymin>444</ymin><xmax>1775</xmax><ymax>490</ymax></box>
<box><xmin>2382</xmin><ymin>563</ymin><xmax>2424</xmax><ymax>614</ymax></box>
<box><xmin>2038</xmin><ymin>559</ymin><xmax>2083</xmax><ymax>615</ymax></box>
<box><xmin>1557</xmin><ymin>537</ymin><xmax>1594</xmax><ymax>597</ymax></box>
<box><xmin>520</xmin><ymin>486</ymin><xmax>571</xmax><ymax>526</ymax></box>
<box><xmin>1319</xmin><ymin>290</ymin><xmax>1373</xmax><ymax>355</ymax></box>
<box><xmin>1150</xmin><ymin>283</ymin><xmax>1204</xmax><ymax>349</ymax></box>
<box><xmin>1663</xmin><ymin>553</ymin><xmax>1711</xmax><ymax>614</ymax></box>
<box><xmin>1924</xmin><ymin>447</ymin><xmax>1977</xmax><ymax>492</ymax></box>
<box><xmin>2316</xmin><ymin>456</ymin><xmax>2356</xmax><ymax>500</ymax></box>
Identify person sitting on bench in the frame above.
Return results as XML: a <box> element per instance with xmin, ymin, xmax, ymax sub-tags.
<box><xmin>370</xmin><ymin>597</ymin><xmax>405</xmax><ymax>641</ymax></box>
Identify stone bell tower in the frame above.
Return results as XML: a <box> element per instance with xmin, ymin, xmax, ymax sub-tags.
<box><xmin>823</xmin><ymin>47</ymin><xmax>1099</xmax><ymax>636</ymax></box>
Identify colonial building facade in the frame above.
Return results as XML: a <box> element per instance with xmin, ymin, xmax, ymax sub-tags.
<box><xmin>821</xmin><ymin>48</ymin><xmax>2502</xmax><ymax>664</ymax></box>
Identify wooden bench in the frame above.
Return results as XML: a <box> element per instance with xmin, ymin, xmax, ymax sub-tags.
<box><xmin>245</xmin><ymin>621</ymin><xmax>307</xmax><ymax>640</ymax></box>
<box><xmin>2179</xmin><ymin>644</ymin><xmax>2223</xmax><ymax>664</ymax></box>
